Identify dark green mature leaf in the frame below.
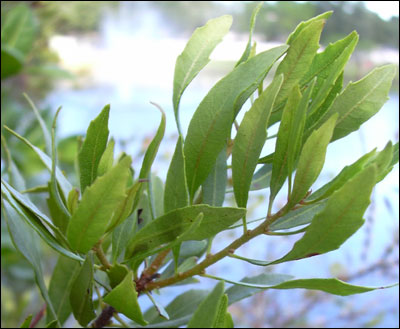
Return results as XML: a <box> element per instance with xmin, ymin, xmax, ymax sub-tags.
<box><xmin>288</xmin><ymin>113</ymin><xmax>337</xmax><ymax>207</ymax></box>
<box><xmin>67</xmin><ymin>157</ymin><xmax>131</xmax><ymax>253</ymax></box>
<box><xmin>271</xmin><ymin>164</ymin><xmax>377</xmax><ymax>265</ymax></box>
<box><xmin>273</xmin><ymin>19</ymin><xmax>325</xmax><ymax>107</ymax></box>
<box><xmin>2</xmin><ymin>199</ymin><xmax>60</xmax><ymax>326</ymax></box>
<box><xmin>233</xmin><ymin>74</ymin><xmax>283</xmax><ymax>207</ymax></box>
<box><xmin>126</xmin><ymin>205</ymin><xmax>245</xmax><ymax>257</ymax></box>
<box><xmin>164</xmin><ymin>136</ymin><xmax>189</xmax><ymax>213</ymax></box>
<box><xmin>202</xmin><ymin>146</ymin><xmax>227</xmax><ymax>207</ymax></box>
<box><xmin>269</xmin><ymin>201</ymin><xmax>327</xmax><ymax>231</ymax></box>
<box><xmin>1</xmin><ymin>4</ymin><xmax>37</xmax><ymax>57</ymax></box>
<box><xmin>47</xmin><ymin>255</ymin><xmax>80</xmax><ymax>325</ymax></box>
<box><xmin>184</xmin><ymin>45</ymin><xmax>288</xmax><ymax>200</ymax></box>
<box><xmin>235</xmin><ymin>1</ymin><xmax>263</xmax><ymax>67</ymax></box>
<box><xmin>187</xmin><ymin>281</ymin><xmax>225</xmax><ymax>328</ymax></box>
<box><xmin>173</xmin><ymin>15</ymin><xmax>232</xmax><ymax>135</ymax></box>
<box><xmin>78</xmin><ymin>104</ymin><xmax>110</xmax><ymax>193</ymax></box>
<box><xmin>4</xmin><ymin>126</ymin><xmax>72</xmax><ymax>198</ymax></box>
<box><xmin>315</xmin><ymin>64</ymin><xmax>397</xmax><ymax>142</ymax></box>
<box><xmin>103</xmin><ymin>271</ymin><xmax>147</xmax><ymax>325</ymax></box>
<box><xmin>1</xmin><ymin>46</ymin><xmax>24</xmax><ymax>79</ymax></box>
<box><xmin>47</xmin><ymin>186</ymin><xmax>69</xmax><ymax>234</ymax></box>
<box><xmin>69</xmin><ymin>253</ymin><xmax>96</xmax><ymax>327</ymax></box>
<box><xmin>269</xmin><ymin>85</ymin><xmax>301</xmax><ymax>205</ymax></box>
<box><xmin>223</xmin><ymin>273</ymin><xmax>394</xmax><ymax>299</ymax></box>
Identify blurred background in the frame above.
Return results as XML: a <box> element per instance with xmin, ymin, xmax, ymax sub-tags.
<box><xmin>1</xmin><ymin>1</ymin><xmax>399</xmax><ymax>328</ymax></box>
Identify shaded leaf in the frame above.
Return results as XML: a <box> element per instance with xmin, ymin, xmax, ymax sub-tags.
<box><xmin>107</xmin><ymin>263</ymin><xmax>129</xmax><ymax>288</ymax></box>
<box><xmin>78</xmin><ymin>104</ymin><xmax>110</xmax><ymax>192</ymax></box>
<box><xmin>173</xmin><ymin>15</ymin><xmax>232</xmax><ymax>134</ymax></box>
<box><xmin>184</xmin><ymin>45</ymin><xmax>288</xmax><ymax>200</ymax></box>
<box><xmin>145</xmin><ymin>292</ymin><xmax>169</xmax><ymax>320</ymax></box>
<box><xmin>250</xmin><ymin>163</ymin><xmax>272</xmax><ymax>191</ymax></box>
<box><xmin>112</xmin><ymin>214</ymin><xmax>136</xmax><ymax>263</ymax></box>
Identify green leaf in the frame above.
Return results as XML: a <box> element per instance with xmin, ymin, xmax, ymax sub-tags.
<box><xmin>112</xmin><ymin>214</ymin><xmax>136</xmax><ymax>263</ymax></box>
<box><xmin>4</xmin><ymin>126</ymin><xmax>72</xmax><ymax>199</ymax></box>
<box><xmin>148</xmin><ymin>174</ymin><xmax>165</xmax><ymax>220</ymax></box>
<box><xmin>249</xmin><ymin>163</ymin><xmax>272</xmax><ymax>191</ymax></box>
<box><xmin>66</xmin><ymin>188</ymin><xmax>79</xmax><ymax>215</ymax></box>
<box><xmin>271</xmin><ymin>164</ymin><xmax>377</xmax><ymax>265</ymax></box>
<box><xmin>187</xmin><ymin>281</ymin><xmax>225</xmax><ymax>328</ymax></box>
<box><xmin>47</xmin><ymin>185</ymin><xmax>69</xmax><ymax>235</ymax></box>
<box><xmin>202</xmin><ymin>146</ymin><xmax>227</xmax><ymax>207</ymax></box>
<box><xmin>213</xmin><ymin>294</ymin><xmax>230</xmax><ymax>328</ymax></box>
<box><xmin>103</xmin><ymin>271</ymin><xmax>147</xmax><ymax>325</ymax></box>
<box><xmin>1</xmin><ymin>198</ymin><xmax>60</xmax><ymax>326</ymax></box>
<box><xmin>269</xmin><ymin>201</ymin><xmax>327</xmax><ymax>231</ymax></box>
<box><xmin>173</xmin><ymin>15</ymin><xmax>232</xmax><ymax>135</ymax></box>
<box><xmin>107</xmin><ymin>263</ymin><xmax>129</xmax><ymax>288</ymax></box>
<box><xmin>288</xmin><ymin>113</ymin><xmax>338</xmax><ymax>208</ymax></box>
<box><xmin>164</xmin><ymin>136</ymin><xmax>189</xmax><ymax>213</ymax></box>
<box><xmin>19</xmin><ymin>314</ymin><xmax>32</xmax><ymax>328</ymax></box>
<box><xmin>78</xmin><ymin>104</ymin><xmax>110</xmax><ymax>193</ymax></box>
<box><xmin>235</xmin><ymin>1</ymin><xmax>263</xmax><ymax>67</ymax></box>
<box><xmin>232</xmin><ymin>74</ymin><xmax>283</xmax><ymax>207</ymax></box>
<box><xmin>223</xmin><ymin>273</ymin><xmax>395</xmax><ymax>299</ymax></box>
<box><xmin>47</xmin><ymin>255</ymin><xmax>80</xmax><ymax>325</ymax></box>
<box><xmin>317</xmin><ymin>64</ymin><xmax>397</xmax><ymax>142</ymax></box>
<box><xmin>273</xmin><ymin>19</ymin><xmax>325</xmax><ymax>107</ymax></box>
<box><xmin>1</xmin><ymin>4</ymin><xmax>37</xmax><ymax>56</ymax></box>
<box><xmin>144</xmin><ymin>289</ymin><xmax>208</xmax><ymax>325</ymax></box>
<box><xmin>69</xmin><ymin>253</ymin><xmax>96</xmax><ymax>327</ymax></box>
<box><xmin>97</xmin><ymin>138</ymin><xmax>115</xmax><ymax>177</ymax></box>
<box><xmin>145</xmin><ymin>291</ymin><xmax>170</xmax><ymax>320</ymax></box>
<box><xmin>1</xmin><ymin>46</ymin><xmax>24</xmax><ymax>79</ymax></box>
<box><xmin>367</xmin><ymin>141</ymin><xmax>394</xmax><ymax>182</ymax></box>
<box><xmin>184</xmin><ymin>45</ymin><xmax>288</xmax><ymax>200</ymax></box>
<box><xmin>126</xmin><ymin>205</ymin><xmax>245</xmax><ymax>257</ymax></box>
<box><xmin>45</xmin><ymin>320</ymin><xmax>58</xmax><ymax>328</ymax></box>
<box><xmin>269</xmin><ymin>85</ymin><xmax>302</xmax><ymax>205</ymax></box>
<box><xmin>67</xmin><ymin>156</ymin><xmax>131</xmax><ymax>253</ymax></box>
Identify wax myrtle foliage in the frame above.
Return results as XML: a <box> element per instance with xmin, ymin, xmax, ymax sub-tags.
<box><xmin>1</xmin><ymin>2</ymin><xmax>398</xmax><ymax>328</ymax></box>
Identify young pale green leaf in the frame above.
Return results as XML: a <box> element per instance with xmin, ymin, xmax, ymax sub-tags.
<box><xmin>66</xmin><ymin>188</ymin><xmax>79</xmax><ymax>215</ymax></box>
<box><xmin>289</xmin><ymin>113</ymin><xmax>338</xmax><ymax>207</ymax></box>
<box><xmin>97</xmin><ymin>138</ymin><xmax>115</xmax><ymax>177</ymax></box>
<box><xmin>2</xmin><ymin>198</ymin><xmax>60</xmax><ymax>326</ymax></box>
<box><xmin>202</xmin><ymin>146</ymin><xmax>227</xmax><ymax>207</ymax></box>
<box><xmin>233</xmin><ymin>74</ymin><xmax>283</xmax><ymax>208</ymax></box>
<box><xmin>164</xmin><ymin>136</ymin><xmax>189</xmax><ymax>212</ymax></box>
<box><xmin>173</xmin><ymin>15</ymin><xmax>232</xmax><ymax>134</ymax></box>
<box><xmin>69</xmin><ymin>253</ymin><xmax>96</xmax><ymax>327</ymax></box>
<box><xmin>187</xmin><ymin>281</ymin><xmax>225</xmax><ymax>328</ymax></box>
<box><xmin>78</xmin><ymin>104</ymin><xmax>110</xmax><ymax>193</ymax></box>
<box><xmin>19</xmin><ymin>315</ymin><xmax>32</xmax><ymax>328</ymax></box>
<box><xmin>390</xmin><ymin>142</ymin><xmax>399</xmax><ymax>168</ymax></box>
<box><xmin>366</xmin><ymin>141</ymin><xmax>393</xmax><ymax>182</ymax></box>
<box><xmin>235</xmin><ymin>1</ymin><xmax>263</xmax><ymax>67</ymax></box>
<box><xmin>269</xmin><ymin>201</ymin><xmax>327</xmax><ymax>231</ymax></box>
<box><xmin>67</xmin><ymin>156</ymin><xmax>131</xmax><ymax>253</ymax></box>
<box><xmin>47</xmin><ymin>255</ymin><xmax>80</xmax><ymax>325</ymax></box>
<box><xmin>144</xmin><ymin>289</ymin><xmax>208</xmax><ymax>325</ymax></box>
<box><xmin>273</xmin><ymin>19</ymin><xmax>325</xmax><ymax>107</ymax></box>
<box><xmin>317</xmin><ymin>64</ymin><xmax>397</xmax><ymax>142</ymax></box>
<box><xmin>112</xmin><ymin>214</ymin><xmax>135</xmax><ymax>263</ymax></box>
<box><xmin>269</xmin><ymin>85</ymin><xmax>302</xmax><ymax>205</ymax></box>
<box><xmin>103</xmin><ymin>271</ymin><xmax>147</xmax><ymax>325</ymax></box>
<box><xmin>184</xmin><ymin>45</ymin><xmax>288</xmax><ymax>200</ymax></box>
<box><xmin>222</xmin><ymin>273</ymin><xmax>395</xmax><ymax>299</ymax></box>
<box><xmin>126</xmin><ymin>205</ymin><xmax>245</xmax><ymax>257</ymax></box>
<box><xmin>271</xmin><ymin>164</ymin><xmax>377</xmax><ymax>265</ymax></box>
<box><xmin>4</xmin><ymin>126</ymin><xmax>72</xmax><ymax>198</ymax></box>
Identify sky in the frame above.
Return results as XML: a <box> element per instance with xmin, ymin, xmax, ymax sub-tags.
<box><xmin>363</xmin><ymin>1</ymin><xmax>399</xmax><ymax>20</ymax></box>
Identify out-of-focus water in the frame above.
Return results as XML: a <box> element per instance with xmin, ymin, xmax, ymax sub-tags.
<box><xmin>45</xmin><ymin>2</ymin><xmax>399</xmax><ymax>327</ymax></box>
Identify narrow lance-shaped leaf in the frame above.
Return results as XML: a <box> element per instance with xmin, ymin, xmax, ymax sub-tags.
<box><xmin>112</xmin><ymin>214</ymin><xmax>135</xmax><ymax>263</ymax></box>
<box><xmin>235</xmin><ymin>1</ymin><xmax>263</xmax><ymax>67</ymax></box>
<box><xmin>289</xmin><ymin>113</ymin><xmax>338</xmax><ymax>208</ymax></box>
<box><xmin>69</xmin><ymin>253</ymin><xmax>96</xmax><ymax>327</ymax></box>
<box><xmin>67</xmin><ymin>156</ymin><xmax>131</xmax><ymax>253</ymax></box>
<box><xmin>103</xmin><ymin>271</ymin><xmax>147</xmax><ymax>325</ymax></box>
<box><xmin>3</xmin><ymin>126</ymin><xmax>72</xmax><ymax>199</ymax></box>
<box><xmin>97</xmin><ymin>138</ymin><xmax>115</xmax><ymax>177</ymax></box>
<box><xmin>164</xmin><ymin>136</ymin><xmax>189</xmax><ymax>213</ymax></box>
<box><xmin>233</xmin><ymin>74</ymin><xmax>283</xmax><ymax>208</ymax></box>
<box><xmin>249</xmin><ymin>163</ymin><xmax>272</xmax><ymax>191</ymax></box>
<box><xmin>202</xmin><ymin>145</ymin><xmax>227</xmax><ymax>207</ymax></box>
<box><xmin>125</xmin><ymin>205</ymin><xmax>245</xmax><ymax>258</ymax></box>
<box><xmin>78</xmin><ymin>104</ymin><xmax>110</xmax><ymax>193</ymax></box>
<box><xmin>315</xmin><ymin>64</ymin><xmax>397</xmax><ymax>142</ymax></box>
<box><xmin>19</xmin><ymin>315</ymin><xmax>32</xmax><ymax>328</ymax></box>
<box><xmin>184</xmin><ymin>45</ymin><xmax>288</xmax><ymax>200</ymax></box>
<box><xmin>187</xmin><ymin>281</ymin><xmax>225</xmax><ymax>328</ymax></box>
<box><xmin>271</xmin><ymin>164</ymin><xmax>377</xmax><ymax>265</ymax></box>
<box><xmin>269</xmin><ymin>85</ymin><xmax>301</xmax><ymax>207</ymax></box>
<box><xmin>273</xmin><ymin>19</ymin><xmax>325</xmax><ymax>108</ymax></box>
<box><xmin>173</xmin><ymin>15</ymin><xmax>232</xmax><ymax>135</ymax></box>
<box><xmin>47</xmin><ymin>255</ymin><xmax>80</xmax><ymax>325</ymax></box>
